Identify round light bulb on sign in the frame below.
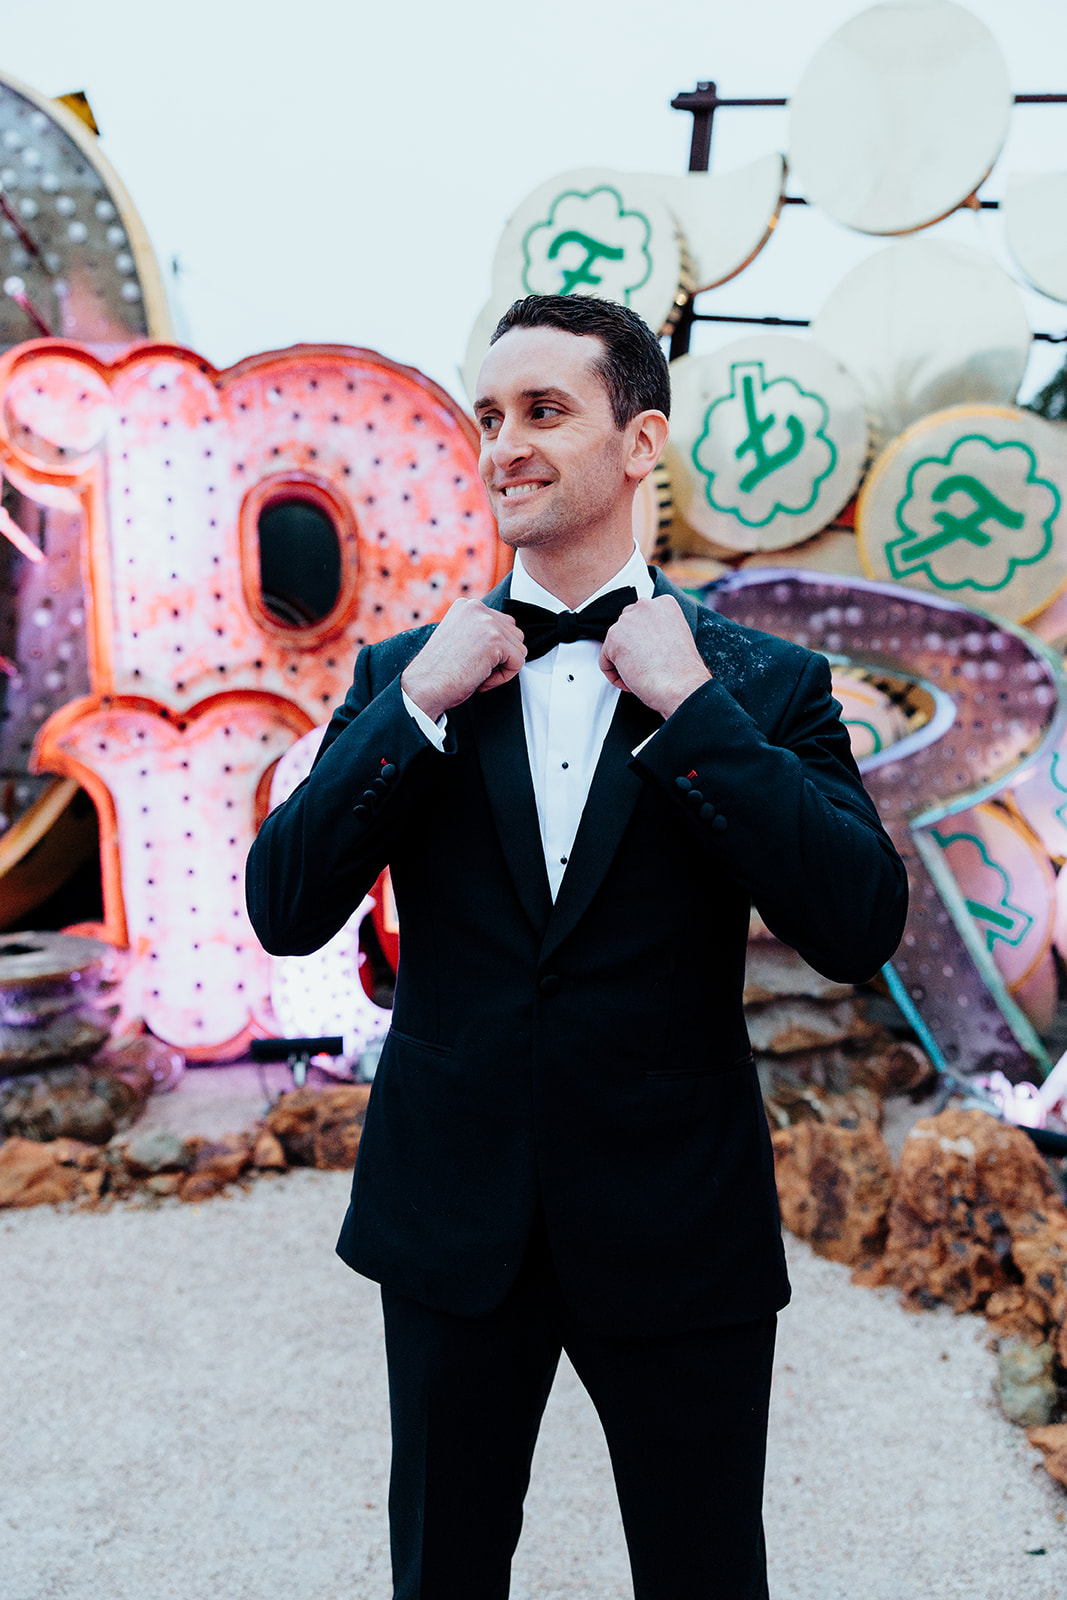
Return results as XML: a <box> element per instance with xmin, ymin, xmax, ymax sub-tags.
<box><xmin>665</xmin><ymin>336</ymin><xmax>868</xmax><ymax>554</ymax></box>
<box><xmin>856</xmin><ymin>404</ymin><xmax>1067</xmax><ymax>623</ymax></box>
<box><xmin>788</xmin><ymin>0</ymin><xmax>1012</xmax><ymax>235</ymax></box>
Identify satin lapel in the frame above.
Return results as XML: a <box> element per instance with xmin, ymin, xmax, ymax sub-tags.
<box><xmin>651</xmin><ymin>566</ymin><xmax>702</xmax><ymax>634</ymax></box>
<box><xmin>467</xmin><ymin>673</ymin><xmax>554</xmax><ymax>936</ymax></box>
<box><xmin>539</xmin><ymin>687</ymin><xmax>663</xmax><ymax>967</ymax></box>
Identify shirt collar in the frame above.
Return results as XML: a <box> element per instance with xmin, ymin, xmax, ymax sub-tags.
<box><xmin>510</xmin><ymin>541</ymin><xmax>654</xmax><ymax>613</ymax></box>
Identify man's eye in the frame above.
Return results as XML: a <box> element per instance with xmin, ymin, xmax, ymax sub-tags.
<box><xmin>478</xmin><ymin>414</ymin><xmax>499</xmax><ymax>432</ymax></box>
<box><xmin>531</xmin><ymin>405</ymin><xmax>560</xmax><ymax>421</ymax></box>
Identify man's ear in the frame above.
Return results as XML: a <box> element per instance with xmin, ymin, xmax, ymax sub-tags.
<box><xmin>625</xmin><ymin>410</ymin><xmax>670</xmax><ymax>483</ymax></box>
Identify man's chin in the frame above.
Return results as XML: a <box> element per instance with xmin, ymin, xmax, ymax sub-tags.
<box><xmin>495</xmin><ymin>515</ymin><xmax>559</xmax><ymax>551</ymax></box>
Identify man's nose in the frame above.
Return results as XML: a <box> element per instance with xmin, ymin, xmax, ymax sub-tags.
<box><xmin>489</xmin><ymin>415</ymin><xmax>533</xmax><ymax>470</ymax></box>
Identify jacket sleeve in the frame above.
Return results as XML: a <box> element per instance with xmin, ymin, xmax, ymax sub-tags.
<box><xmin>245</xmin><ymin>646</ymin><xmax>451</xmax><ymax>957</ymax></box>
<box><xmin>630</xmin><ymin>651</ymin><xmax>908</xmax><ymax>983</ymax></box>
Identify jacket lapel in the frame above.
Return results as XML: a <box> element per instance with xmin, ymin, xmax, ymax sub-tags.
<box><xmin>474</xmin><ymin>565</ymin><xmax>704</xmax><ymax>955</ymax></box>
<box><xmin>538</xmin><ymin>686</ymin><xmax>663</xmax><ymax>965</ymax></box>
<box><xmin>468</xmin><ymin>574</ymin><xmax>553</xmax><ymax>933</ymax></box>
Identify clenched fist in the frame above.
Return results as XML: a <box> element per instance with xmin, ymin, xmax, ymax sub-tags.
<box><xmin>599</xmin><ymin>595</ymin><xmax>711</xmax><ymax>718</ymax></box>
<box><xmin>401</xmin><ymin>599</ymin><xmax>527</xmax><ymax>722</ymax></box>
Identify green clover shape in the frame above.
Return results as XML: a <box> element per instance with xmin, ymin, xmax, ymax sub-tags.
<box><xmin>886</xmin><ymin>434</ymin><xmax>1059</xmax><ymax>593</ymax></box>
<box><xmin>521</xmin><ymin>186</ymin><xmax>652</xmax><ymax>304</ymax></box>
<box><xmin>692</xmin><ymin>365</ymin><xmax>837</xmax><ymax>530</ymax></box>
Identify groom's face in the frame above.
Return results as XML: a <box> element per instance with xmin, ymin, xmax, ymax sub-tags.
<box><xmin>474</xmin><ymin>325</ymin><xmax>628</xmax><ymax>555</ymax></box>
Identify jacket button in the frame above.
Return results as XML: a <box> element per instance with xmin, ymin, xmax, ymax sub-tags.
<box><xmin>699</xmin><ymin>802</ymin><xmax>716</xmax><ymax>823</ymax></box>
<box><xmin>353</xmin><ymin>804</ymin><xmax>370</xmax><ymax>820</ymax></box>
<box><xmin>712</xmin><ymin>813</ymin><xmax>728</xmax><ymax>832</ymax></box>
<box><xmin>381</xmin><ymin>763</ymin><xmax>397</xmax><ymax>780</ymax></box>
<box><xmin>674</xmin><ymin>776</ymin><xmax>692</xmax><ymax>792</ymax></box>
<box><xmin>539</xmin><ymin>974</ymin><xmax>561</xmax><ymax>997</ymax></box>
<box><xmin>685</xmin><ymin>788</ymin><xmax>704</xmax><ymax>807</ymax></box>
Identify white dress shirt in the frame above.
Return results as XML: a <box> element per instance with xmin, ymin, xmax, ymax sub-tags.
<box><xmin>404</xmin><ymin>542</ymin><xmax>654</xmax><ymax>902</ymax></box>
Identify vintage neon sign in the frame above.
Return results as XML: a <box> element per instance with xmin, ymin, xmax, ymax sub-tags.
<box><xmin>708</xmin><ymin>570</ymin><xmax>1066</xmax><ymax>1082</ymax></box>
<box><xmin>0</xmin><ymin>340</ymin><xmax>506</xmax><ymax>1056</ymax></box>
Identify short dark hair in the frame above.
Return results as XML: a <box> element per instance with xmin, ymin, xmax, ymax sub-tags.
<box><xmin>489</xmin><ymin>295</ymin><xmax>671</xmax><ymax>429</ymax></box>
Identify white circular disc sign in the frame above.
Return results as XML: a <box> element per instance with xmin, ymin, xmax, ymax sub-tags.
<box><xmin>788</xmin><ymin>0</ymin><xmax>1012</xmax><ymax>235</ymax></box>
<box><xmin>857</xmin><ymin>405</ymin><xmax>1067</xmax><ymax>622</ymax></box>
<box><xmin>491</xmin><ymin>168</ymin><xmax>688</xmax><ymax>335</ymax></box>
<box><xmin>1005</xmin><ymin>172</ymin><xmax>1067</xmax><ymax>306</ymax></box>
<box><xmin>812</xmin><ymin>240</ymin><xmax>1031</xmax><ymax>457</ymax></box>
<box><xmin>665</xmin><ymin>336</ymin><xmax>868</xmax><ymax>554</ymax></box>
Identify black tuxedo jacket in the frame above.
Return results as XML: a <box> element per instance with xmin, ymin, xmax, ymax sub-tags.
<box><xmin>246</xmin><ymin>569</ymin><xmax>907</xmax><ymax>1336</ymax></box>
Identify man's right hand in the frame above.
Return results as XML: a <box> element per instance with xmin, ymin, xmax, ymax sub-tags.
<box><xmin>400</xmin><ymin>599</ymin><xmax>527</xmax><ymax>722</ymax></box>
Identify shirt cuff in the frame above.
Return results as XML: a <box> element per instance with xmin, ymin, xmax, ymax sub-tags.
<box><xmin>402</xmin><ymin>688</ymin><xmax>448</xmax><ymax>750</ymax></box>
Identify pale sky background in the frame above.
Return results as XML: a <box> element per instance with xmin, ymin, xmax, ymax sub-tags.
<box><xmin>1</xmin><ymin>0</ymin><xmax>1066</xmax><ymax>408</ymax></box>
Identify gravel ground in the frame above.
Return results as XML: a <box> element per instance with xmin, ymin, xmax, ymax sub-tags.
<box><xmin>3</xmin><ymin>1157</ymin><xmax>1067</xmax><ymax>1598</ymax></box>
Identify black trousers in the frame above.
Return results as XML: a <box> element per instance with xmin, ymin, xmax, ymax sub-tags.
<box><xmin>380</xmin><ymin>1214</ymin><xmax>776</xmax><ymax>1599</ymax></box>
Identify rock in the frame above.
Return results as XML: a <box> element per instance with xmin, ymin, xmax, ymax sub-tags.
<box><xmin>746</xmin><ymin>997</ymin><xmax>874</xmax><ymax>1055</ymax></box>
<box><xmin>121</xmin><ymin>1127</ymin><xmax>192</xmax><ymax>1176</ymax></box>
<box><xmin>265</xmin><ymin>1085</ymin><xmax>372</xmax><ymax>1170</ymax></box>
<box><xmin>251</xmin><ymin>1129</ymin><xmax>287</xmax><ymax>1171</ymax></box>
<box><xmin>179</xmin><ymin>1172</ymin><xmax>227</xmax><ymax>1203</ymax></box>
<box><xmin>882</xmin><ymin>1109</ymin><xmax>1067</xmax><ymax>1314</ymax></box>
<box><xmin>744</xmin><ymin>940</ymin><xmax>855</xmax><ymax>1005</ymax></box>
<box><xmin>94</xmin><ymin>1031</ymin><xmax>184</xmax><ymax>1094</ymax></box>
<box><xmin>850</xmin><ymin>1042</ymin><xmax>935</xmax><ymax>1100</ymax></box>
<box><xmin>766</xmin><ymin>1083</ymin><xmax>882</xmax><ymax>1130</ymax></box>
<box><xmin>145</xmin><ymin>1172</ymin><xmax>183</xmax><ymax>1197</ymax></box>
<box><xmin>0</xmin><ymin>1051</ymin><xmax>155</xmax><ymax>1144</ymax></box>
<box><xmin>995</xmin><ymin>1338</ymin><xmax>1058</xmax><ymax>1426</ymax></box>
<box><xmin>0</xmin><ymin>1136</ymin><xmax>91</xmax><ymax>1207</ymax></box>
<box><xmin>1010</xmin><ymin>1211</ymin><xmax>1067</xmax><ymax>1364</ymax></box>
<box><xmin>772</xmin><ymin>1113</ymin><xmax>894</xmax><ymax>1266</ymax></box>
<box><xmin>1026</xmin><ymin>1423</ymin><xmax>1067</xmax><ymax>1490</ymax></box>
<box><xmin>181</xmin><ymin>1133</ymin><xmax>252</xmax><ymax>1193</ymax></box>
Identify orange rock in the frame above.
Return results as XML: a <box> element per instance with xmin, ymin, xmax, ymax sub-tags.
<box><xmin>0</xmin><ymin>1139</ymin><xmax>86</xmax><ymax>1207</ymax></box>
<box><xmin>265</xmin><ymin>1085</ymin><xmax>371</xmax><ymax>1170</ymax></box>
<box><xmin>251</xmin><ymin>1128</ymin><xmax>287</xmax><ymax>1170</ymax></box>
<box><xmin>179</xmin><ymin>1172</ymin><xmax>226</xmax><ymax>1203</ymax></box>
<box><xmin>179</xmin><ymin>1132</ymin><xmax>254</xmax><ymax>1196</ymax></box>
<box><xmin>772</xmin><ymin>1114</ymin><xmax>894</xmax><ymax>1266</ymax></box>
<box><xmin>882</xmin><ymin>1109</ymin><xmax>1067</xmax><ymax>1316</ymax></box>
<box><xmin>1026</xmin><ymin>1423</ymin><xmax>1067</xmax><ymax>1490</ymax></box>
<box><xmin>0</xmin><ymin>1137</ymin><xmax>59</xmax><ymax>1206</ymax></box>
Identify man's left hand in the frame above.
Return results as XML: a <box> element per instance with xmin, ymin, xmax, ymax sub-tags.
<box><xmin>599</xmin><ymin>596</ymin><xmax>711</xmax><ymax>719</ymax></box>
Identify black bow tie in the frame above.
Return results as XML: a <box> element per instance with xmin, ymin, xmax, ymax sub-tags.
<box><xmin>503</xmin><ymin>587</ymin><xmax>638</xmax><ymax>662</ymax></box>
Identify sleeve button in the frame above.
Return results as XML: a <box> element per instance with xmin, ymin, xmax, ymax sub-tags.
<box><xmin>699</xmin><ymin>802</ymin><xmax>716</xmax><ymax>823</ymax></box>
<box><xmin>381</xmin><ymin>763</ymin><xmax>397</xmax><ymax>780</ymax></box>
<box><xmin>674</xmin><ymin>776</ymin><xmax>692</xmax><ymax>792</ymax></box>
<box><xmin>538</xmin><ymin>973</ymin><xmax>561</xmax><ymax>998</ymax></box>
<box><xmin>685</xmin><ymin>788</ymin><xmax>704</xmax><ymax>807</ymax></box>
<box><xmin>362</xmin><ymin>789</ymin><xmax>377</xmax><ymax>804</ymax></box>
<box><xmin>712</xmin><ymin>814</ymin><xmax>728</xmax><ymax>833</ymax></box>
<box><xmin>353</xmin><ymin>804</ymin><xmax>370</xmax><ymax>819</ymax></box>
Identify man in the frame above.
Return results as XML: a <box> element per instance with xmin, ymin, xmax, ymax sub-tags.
<box><xmin>246</xmin><ymin>295</ymin><xmax>907</xmax><ymax>1599</ymax></box>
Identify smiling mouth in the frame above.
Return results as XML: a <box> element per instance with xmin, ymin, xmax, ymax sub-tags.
<box><xmin>499</xmin><ymin>482</ymin><xmax>548</xmax><ymax>498</ymax></box>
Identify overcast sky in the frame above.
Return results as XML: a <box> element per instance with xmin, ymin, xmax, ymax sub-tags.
<box><xmin>1</xmin><ymin>0</ymin><xmax>1066</xmax><ymax>406</ymax></box>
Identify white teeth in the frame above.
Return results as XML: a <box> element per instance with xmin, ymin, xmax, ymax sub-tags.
<box><xmin>502</xmin><ymin>483</ymin><xmax>541</xmax><ymax>497</ymax></box>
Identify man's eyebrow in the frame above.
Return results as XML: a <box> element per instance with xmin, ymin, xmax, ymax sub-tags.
<box><xmin>473</xmin><ymin>386</ymin><xmax>576</xmax><ymax>414</ymax></box>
